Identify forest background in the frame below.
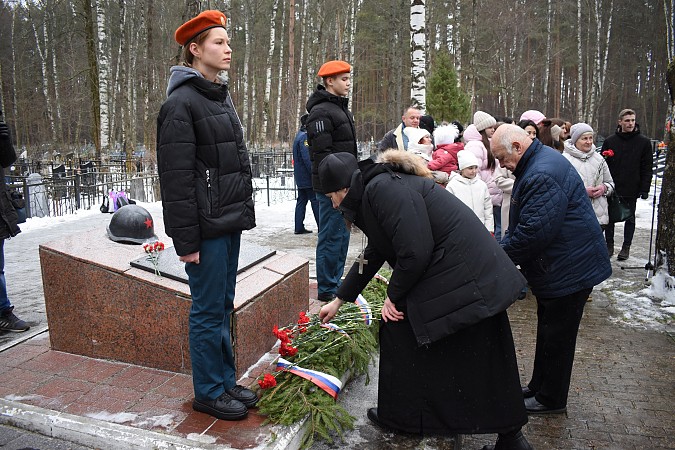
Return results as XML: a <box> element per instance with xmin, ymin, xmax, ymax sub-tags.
<box><xmin>0</xmin><ymin>0</ymin><xmax>671</xmax><ymax>161</ymax></box>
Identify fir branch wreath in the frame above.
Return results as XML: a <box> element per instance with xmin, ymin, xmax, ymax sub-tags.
<box><xmin>255</xmin><ymin>271</ymin><xmax>390</xmax><ymax>449</ymax></box>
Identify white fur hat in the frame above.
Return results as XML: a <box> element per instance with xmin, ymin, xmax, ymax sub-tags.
<box><xmin>457</xmin><ymin>150</ymin><xmax>480</xmax><ymax>171</ymax></box>
<box><xmin>403</xmin><ymin>126</ymin><xmax>430</xmax><ymax>145</ymax></box>
<box><xmin>433</xmin><ymin>124</ymin><xmax>459</xmax><ymax>146</ymax></box>
<box><xmin>473</xmin><ymin>111</ymin><xmax>497</xmax><ymax>132</ymax></box>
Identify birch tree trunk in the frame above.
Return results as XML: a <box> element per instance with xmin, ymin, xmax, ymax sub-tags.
<box><xmin>143</xmin><ymin>0</ymin><xmax>155</xmax><ymax>156</ymax></box>
<box><xmin>410</xmin><ymin>0</ymin><xmax>426</xmax><ymax>109</ymax></box>
<box><xmin>588</xmin><ymin>0</ymin><xmax>613</xmax><ymax>128</ymax></box>
<box><xmin>543</xmin><ymin>0</ymin><xmax>552</xmax><ymax>108</ymax></box>
<box><xmin>96</xmin><ymin>0</ymin><xmax>111</xmax><ymax>154</ymax></box>
<box><xmin>30</xmin><ymin>10</ymin><xmax>56</xmax><ymax>143</ymax></box>
<box><xmin>10</xmin><ymin>7</ymin><xmax>20</xmax><ymax>146</ymax></box>
<box><xmin>262</xmin><ymin>0</ymin><xmax>280</xmax><ymax>142</ymax></box>
<box><xmin>287</xmin><ymin>0</ymin><xmax>297</xmax><ymax>138</ymax></box>
<box><xmin>468</xmin><ymin>0</ymin><xmax>477</xmax><ymax>111</ymax></box>
<box><xmin>274</xmin><ymin>3</ymin><xmax>286</xmax><ymax>141</ymax></box>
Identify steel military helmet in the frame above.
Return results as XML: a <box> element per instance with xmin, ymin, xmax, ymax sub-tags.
<box><xmin>106</xmin><ymin>205</ymin><xmax>158</xmax><ymax>244</ymax></box>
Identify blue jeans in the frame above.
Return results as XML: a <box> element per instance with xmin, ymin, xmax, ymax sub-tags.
<box><xmin>294</xmin><ymin>187</ymin><xmax>319</xmax><ymax>232</ymax></box>
<box><xmin>0</xmin><ymin>239</ymin><xmax>11</xmax><ymax>313</ymax></box>
<box><xmin>185</xmin><ymin>233</ymin><xmax>240</xmax><ymax>401</ymax></box>
<box><xmin>316</xmin><ymin>194</ymin><xmax>350</xmax><ymax>298</ymax></box>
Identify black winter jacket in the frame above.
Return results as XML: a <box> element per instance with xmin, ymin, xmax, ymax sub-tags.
<box><xmin>0</xmin><ymin>135</ymin><xmax>19</xmax><ymax>240</ymax></box>
<box><xmin>600</xmin><ymin>125</ymin><xmax>653</xmax><ymax>198</ymax></box>
<box><xmin>336</xmin><ymin>151</ymin><xmax>526</xmax><ymax>346</ymax></box>
<box><xmin>157</xmin><ymin>67</ymin><xmax>255</xmax><ymax>256</ymax></box>
<box><xmin>306</xmin><ymin>85</ymin><xmax>357</xmax><ymax>193</ymax></box>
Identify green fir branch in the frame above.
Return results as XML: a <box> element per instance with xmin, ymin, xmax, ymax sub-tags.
<box><xmin>256</xmin><ymin>271</ymin><xmax>390</xmax><ymax>449</ymax></box>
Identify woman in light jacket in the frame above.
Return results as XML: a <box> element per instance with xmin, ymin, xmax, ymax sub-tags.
<box><xmin>562</xmin><ymin>123</ymin><xmax>614</xmax><ymax>227</ymax></box>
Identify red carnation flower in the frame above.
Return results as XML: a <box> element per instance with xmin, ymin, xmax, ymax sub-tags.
<box><xmin>602</xmin><ymin>149</ymin><xmax>614</xmax><ymax>159</ymax></box>
<box><xmin>258</xmin><ymin>373</ymin><xmax>277</xmax><ymax>389</ymax></box>
<box><xmin>279</xmin><ymin>342</ymin><xmax>298</xmax><ymax>357</ymax></box>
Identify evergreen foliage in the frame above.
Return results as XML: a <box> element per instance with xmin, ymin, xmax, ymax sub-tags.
<box><xmin>426</xmin><ymin>51</ymin><xmax>471</xmax><ymax>124</ymax></box>
<box><xmin>256</xmin><ymin>272</ymin><xmax>390</xmax><ymax>449</ymax></box>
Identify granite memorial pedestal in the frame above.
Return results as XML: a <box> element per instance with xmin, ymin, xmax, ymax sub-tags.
<box><xmin>39</xmin><ymin>226</ymin><xmax>309</xmax><ymax>379</ymax></box>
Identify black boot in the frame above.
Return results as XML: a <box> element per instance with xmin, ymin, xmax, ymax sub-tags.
<box><xmin>482</xmin><ymin>430</ymin><xmax>534</xmax><ymax>450</ymax></box>
<box><xmin>617</xmin><ymin>245</ymin><xmax>630</xmax><ymax>261</ymax></box>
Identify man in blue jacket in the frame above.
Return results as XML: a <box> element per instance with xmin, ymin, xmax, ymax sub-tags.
<box><xmin>292</xmin><ymin>114</ymin><xmax>318</xmax><ymax>234</ymax></box>
<box><xmin>492</xmin><ymin>124</ymin><xmax>612</xmax><ymax>415</ymax></box>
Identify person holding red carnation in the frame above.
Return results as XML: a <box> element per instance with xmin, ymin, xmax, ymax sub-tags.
<box><xmin>600</xmin><ymin>108</ymin><xmax>653</xmax><ymax>260</ymax></box>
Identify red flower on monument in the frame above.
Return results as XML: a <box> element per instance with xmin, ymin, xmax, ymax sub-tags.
<box><xmin>143</xmin><ymin>240</ymin><xmax>165</xmax><ymax>276</ymax></box>
<box><xmin>602</xmin><ymin>149</ymin><xmax>614</xmax><ymax>159</ymax></box>
<box><xmin>279</xmin><ymin>342</ymin><xmax>298</xmax><ymax>357</ymax></box>
<box><xmin>258</xmin><ymin>373</ymin><xmax>277</xmax><ymax>389</ymax></box>
<box><xmin>298</xmin><ymin>311</ymin><xmax>310</xmax><ymax>325</ymax></box>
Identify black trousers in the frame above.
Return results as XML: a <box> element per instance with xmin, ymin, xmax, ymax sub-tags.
<box><xmin>527</xmin><ymin>287</ymin><xmax>592</xmax><ymax>408</ymax></box>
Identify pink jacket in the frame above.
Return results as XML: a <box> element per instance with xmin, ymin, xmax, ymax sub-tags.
<box><xmin>463</xmin><ymin>124</ymin><xmax>503</xmax><ymax>206</ymax></box>
<box><xmin>428</xmin><ymin>142</ymin><xmax>464</xmax><ymax>175</ymax></box>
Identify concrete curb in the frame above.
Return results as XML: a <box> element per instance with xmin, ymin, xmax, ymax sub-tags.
<box><xmin>0</xmin><ymin>398</ymin><xmax>307</xmax><ymax>450</ymax></box>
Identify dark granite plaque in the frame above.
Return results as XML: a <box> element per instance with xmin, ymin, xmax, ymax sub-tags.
<box><xmin>130</xmin><ymin>241</ymin><xmax>276</xmax><ymax>283</ymax></box>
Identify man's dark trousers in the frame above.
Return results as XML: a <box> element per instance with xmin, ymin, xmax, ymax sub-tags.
<box><xmin>527</xmin><ymin>287</ymin><xmax>593</xmax><ymax>409</ymax></box>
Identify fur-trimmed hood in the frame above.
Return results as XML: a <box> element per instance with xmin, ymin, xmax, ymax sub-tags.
<box><xmin>375</xmin><ymin>149</ymin><xmax>433</xmax><ymax>180</ymax></box>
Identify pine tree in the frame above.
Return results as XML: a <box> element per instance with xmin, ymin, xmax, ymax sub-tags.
<box><xmin>426</xmin><ymin>51</ymin><xmax>470</xmax><ymax>124</ymax></box>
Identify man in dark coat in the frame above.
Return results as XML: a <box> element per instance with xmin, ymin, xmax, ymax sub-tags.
<box><xmin>0</xmin><ymin>113</ymin><xmax>28</xmax><ymax>332</ymax></box>
<box><xmin>318</xmin><ymin>150</ymin><xmax>533</xmax><ymax>450</ymax></box>
<box><xmin>376</xmin><ymin>106</ymin><xmax>422</xmax><ymax>153</ymax></box>
<box><xmin>492</xmin><ymin>124</ymin><xmax>612</xmax><ymax>415</ymax></box>
<box><xmin>292</xmin><ymin>113</ymin><xmax>318</xmax><ymax>234</ymax></box>
<box><xmin>306</xmin><ymin>60</ymin><xmax>357</xmax><ymax>302</ymax></box>
<box><xmin>600</xmin><ymin>108</ymin><xmax>653</xmax><ymax>260</ymax></box>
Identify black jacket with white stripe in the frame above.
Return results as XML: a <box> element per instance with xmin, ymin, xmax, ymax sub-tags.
<box><xmin>305</xmin><ymin>85</ymin><xmax>357</xmax><ymax>193</ymax></box>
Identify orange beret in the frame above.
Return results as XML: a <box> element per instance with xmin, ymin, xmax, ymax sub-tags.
<box><xmin>318</xmin><ymin>60</ymin><xmax>351</xmax><ymax>78</ymax></box>
<box><xmin>175</xmin><ymin>10</ymin><xmax>227</xmax><ymax>46</ymax></box>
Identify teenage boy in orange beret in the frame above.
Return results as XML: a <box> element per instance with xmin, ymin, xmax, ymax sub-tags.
<box><xmin>305</xmin><ymin>61</ymin><xmax>357</xmax><ymax>303</ymax></box>
<box><xmin>158</xmin><ymin>10</ymin><xmax>257</xmax><ymax>421</ymax></box>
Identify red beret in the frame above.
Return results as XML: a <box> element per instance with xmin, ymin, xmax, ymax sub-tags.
<box><xmin>175</xmin><ymin>10</ymin><xmax>227</xmax><ymax>46</ymax></box>
<box><xmin>318</xmin><ymin>60</ymin><xmax>351</xmax><ymax>77</ymax></box>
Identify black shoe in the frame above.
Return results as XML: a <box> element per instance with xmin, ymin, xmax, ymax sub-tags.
<box><xmin>521</xmin><ymin>386</ymin><xmax>536</xmax><ymax>398</ymax></box>
<box><xmin>606</xmin><ymin>242</ymin><xmax>614</xmax><ymax>257</ymax></box>
<box><xmin>294</xmin><ymin>228</ymin><xmax>312</xmax><ymax>234</ymax></box>
<box><xmin>367</xmin><ymin>408</ymin><xmax>393</xmax><ymax>431</ymax></box>
<box><xmin>0</xmin><ymin>307</ymin><xmax>30</xmax><ymax>332</ymax></box>
<box><xmin>226</xmin><ymin>385</ymin><xmax>258</xmax><ymax>408</ymax></box>
<box><xmin>317</xmin><ymin>292</ymin><xmax>336</xmax><ymax>302</ymax></box>
<box><xmin>617</xmin><ymin>245</ymin><xmax>630</xmax><ymax>261</ymax></box>
<box><xmin>192</xmin><ymin>392</ymin><xmax>247</xmax><ymax>420</ymax></box>
<box><xmin>482</xmin><ymin>430</ymin><xmax>534</xmax><ymax>450</ymax></box>
<box><xmin>524</xmin><ymin>396</ymin><xmax>566</xmax><ymax>414</ymax></box>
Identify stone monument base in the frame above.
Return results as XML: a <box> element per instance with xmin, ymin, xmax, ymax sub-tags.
<box><xmin>39</xmin><ymin>227</ymin><xmax>308</xmax><ymax>379</ymax></box>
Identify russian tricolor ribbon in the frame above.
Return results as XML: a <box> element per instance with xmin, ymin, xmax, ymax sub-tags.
<box><xmin>276</xmin><ymin>357</ymin><xmax>342</xmax><ymax>399</ymax></box>
<box><xmin>355</xmin><ymin>294</ymin><xmax>373</xmax><ymax>325</ymax></box>
<box><xmin>320</xmin><ymin>322</ymin><xmax>350</xmax><ymax>338</ymax></box>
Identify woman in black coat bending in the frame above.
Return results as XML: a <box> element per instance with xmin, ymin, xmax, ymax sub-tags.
<box><xmin>318</xmin><ymin>150</ymin><xmax>532</xmax><ymax>450</ymax></box>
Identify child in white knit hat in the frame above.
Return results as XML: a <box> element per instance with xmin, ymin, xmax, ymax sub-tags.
<box><xmin>403</xmin><ymin>126</ymin><xmax>433</xmax><ymax>161</ymax></box>
<box><xmin>446</xmin><ymin>150</ymin><xmax>494</xmax><ymax>233</ymax></box>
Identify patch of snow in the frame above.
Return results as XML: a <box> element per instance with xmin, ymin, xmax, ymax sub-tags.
<box><xmin>85</xmin><ymin>411</ymin><xmax>138</xmax><ymax>423</ymax></box>
<box><xmin>4</xmin><ymin>394</ymin><xmax>42</xmax><ymax>401</ymax></box>
<box><xmin>186</xmin><ymin>433</ymin><xmax>217</xmax><ymax>444</ymax></box>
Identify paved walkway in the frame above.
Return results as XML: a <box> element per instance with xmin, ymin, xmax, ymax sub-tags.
<box><xmin>0</xmin><ymin>205</ymin><xmax>673</xmax><ymax>449</ymax></box>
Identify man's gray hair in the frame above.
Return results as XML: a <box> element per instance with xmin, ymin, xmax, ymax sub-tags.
<box><xmin>496</xmin><ymin>125</ymin><xmax>528</xmax><ymax>153</ymax></box>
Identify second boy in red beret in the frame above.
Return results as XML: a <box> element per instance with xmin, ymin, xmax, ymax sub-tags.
<box><xmin>305</xmin><ymin>61</ymin><xmax>356</xmax><ymax>303</ymax></box>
